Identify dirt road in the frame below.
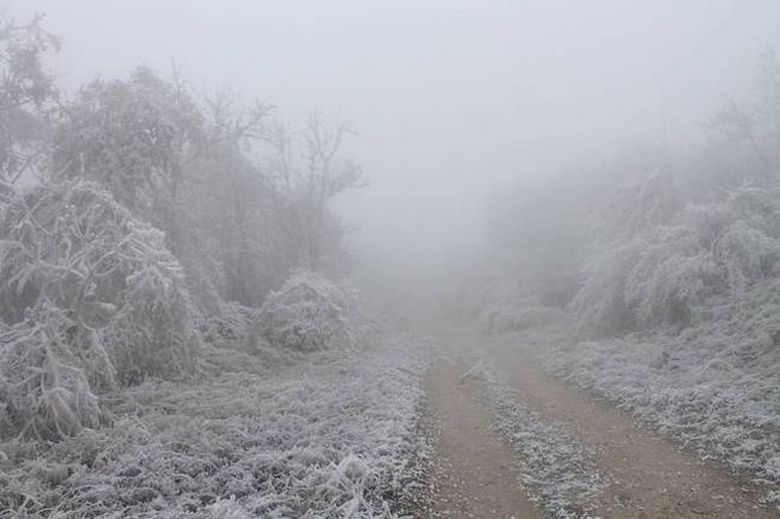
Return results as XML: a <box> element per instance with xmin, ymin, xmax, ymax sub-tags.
<box><xmin>423</xmin><ymin>329</ymin><xmax>776</xmax><ymax>518</ymax></box>
<box><xmin>423</xmin><ymin>360</ymin><xmax>546</xmax><ymax>518</ymax></box>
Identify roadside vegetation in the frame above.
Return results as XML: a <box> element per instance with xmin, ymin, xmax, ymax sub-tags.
<box><xmin>467</xmin><ymin>52</ymin><xmax>780</xmax><ymax>503</ymax></box>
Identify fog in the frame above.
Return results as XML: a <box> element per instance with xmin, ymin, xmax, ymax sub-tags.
<box><xmin>3</xmin><ymin>2</ymin><xmax>780</xmax><ymax>516</ymax></box>
<box><xmin>15</xmin><ymin>0</ymin><xmax>780</xmax><ymax>288</ymax></box>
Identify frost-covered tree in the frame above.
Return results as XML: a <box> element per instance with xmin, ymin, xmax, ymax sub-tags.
<box><xmin>52</xmin><ymin>67</ymin><xmax>203</xmax><ymax>245</ymax></box>
<box><xmin>0</xmin><ymin>6</ymin><xmax>366</xmax><ymax>444</ymax></box>
<box><xmin>0</xmin><ymin>13</ymin><xmax>59</xmax><ymax>184</ymax></box>
<box><xmin>707</xmin><ymin>50</ymin><xmax>780</xmax><ymax>181</ymax></box>
<box><xmin>53</xmin><ymin>72</ymin><xmax>361</xmax><ymax>310</ymax></box>
<box><xmin>0</xmin><ymin>179</ymin><xmax>201</xmax><ymax>439</ymax></box>
<box><xmin>264</xmin><ymin>112</ymin><xmax>363</xmax><ymax>275</ymax></box>
<box><xmin>175</xmin><ymin>93</ymin><xmax>279</xmax><ymax>308</ymax></box>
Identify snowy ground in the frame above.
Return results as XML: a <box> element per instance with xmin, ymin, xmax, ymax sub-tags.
<box><xmin>513</xmin><ymin>324</ymin><xmax>780</xmax><ymax>506</ymax></box>
<box><xmin>0</xmin><ymin>331</ymin><xmax>431</xmax><ymax>518</ymax></box>
<box><xmin>469</xmin><ymin>362</ymin><xmax>606</xmax><ymax>519</ymax></box>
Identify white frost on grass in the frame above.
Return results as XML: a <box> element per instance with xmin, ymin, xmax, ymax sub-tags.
<box><xmin>471</xmin><ymin>363</ymin><xmax>606</xmax><ymax>519</ymax></box>
<box><xmin>520</xmin><ymin>322</ymin><xmax>780</xmax><ymax>493</ymax></box>
<box><xmin>0</xmin><ymin>331</ymin><xmax>431</xmax><ymax>518</ymax></box>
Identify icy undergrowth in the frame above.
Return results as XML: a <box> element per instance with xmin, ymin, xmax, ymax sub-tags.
<box><xmin>519</xmin><ymin>324</ymin><xmax>780</xmax><ymax>496</ymax></box>
<box><xmin>0</xmin><ymin>332</ymin><xmax>431</xmax><ymax>518</ymax></box>
<box><xmin>471</xmin><ymin>362</ymin><xmax>606</xmax><ymax>518</ymax></box>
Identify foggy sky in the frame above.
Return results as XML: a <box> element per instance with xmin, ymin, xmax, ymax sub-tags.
<box><xmin>13</xmin><ymin>0</ymin><xmax>780</xmax><ymax>282</ymax></box>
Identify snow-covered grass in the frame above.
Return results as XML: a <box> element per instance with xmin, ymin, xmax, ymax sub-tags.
<box><xmin>0</xmin><ymin>331</ymin><xmax>431</xmax><ymax>518</ymax></box>
<box><xmin>517</xmin><ymin>321</ymin><xmax>780</xmax><ymax>493</ymax></box>
<box><xmin>469</xmin><ymin>362</ymin><xmax>606</xmax><ymax>518</ymax></box>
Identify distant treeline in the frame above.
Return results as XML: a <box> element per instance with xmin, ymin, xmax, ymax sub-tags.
<box><xmin>471</xmin><ymin>50</ymin><xmax>780</xmax><ymax>338</ymax></box>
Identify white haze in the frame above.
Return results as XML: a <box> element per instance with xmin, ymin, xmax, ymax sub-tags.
<box><xmin>17</xmin><ymin>0</ymin><xmax>780</xmax><ymax>298</ymax></box>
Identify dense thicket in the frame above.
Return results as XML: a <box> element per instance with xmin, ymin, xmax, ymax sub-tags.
<box><xmin>0</xmin><ymin>14</ymin><xmax>361</xmax><ymax>440</ymax></box>
<box><xmin>0</xmin><ymin>180</ymin><xmax>200</xmax><ymax>438</ymax></box>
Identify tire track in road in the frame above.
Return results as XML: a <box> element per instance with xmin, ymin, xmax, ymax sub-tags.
<box><xmin>423</xmin><ymin>358</ymin><xmax>547</xmax><ymax>518</ymax></box>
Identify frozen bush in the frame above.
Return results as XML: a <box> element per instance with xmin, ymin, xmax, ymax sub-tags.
<box><xmin>0</xmin><ymin>180</ymin><xmax>200</xmax><ymax>439</ymax></box>
<box><xmin>573</xmin><ymin>185</ymin><xmax>780</xmax><ymax>336</ymax></box>
<box><xmin>624</xmin><ymin>226</ymin><xmax>719</xmax><ymax>328</ymax></box>
<box><xmin>715</xmin><ymin>222</ymin><xmax>780</xmax><ymax>297</ymax></box>
<box><xmin>513</xmin><ymin>306</ymin><xmax>566</xmax><ymax>329</ymax></box>
<box><xmin>250</xmin><ymin>271</ymin><xmax>357</xmax><ymax>352</ymax></box>
<box><xmin>478</xmin><ymin>306</ymin><xmax>515</xmax><ymax>334</ymax></box>
<box><xmin>202</xmin><ymin>301</ymin><xmax>256</xmax><ymax>347</ymax></box>
<box><xmin>570</xmin><ymin>241</ymin><xmax>641</xmax><ymax>337</ymax></box>
<box><xmin>479</xmin><ymin>305</ymin><xmax>565</xmax><ymax>334</ymax></box>
<box><xmin>0</xmin><ymin>305</ymin><xmax>106</xmax><ymax>440</ymax></box>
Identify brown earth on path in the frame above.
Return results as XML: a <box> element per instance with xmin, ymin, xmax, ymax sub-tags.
<box><xmin>480</xmin><ymin>330</ymin><xmax>777</xmax><ymax>519</ymax></box>
<box><xmin>421</xmin><ymin>358</ymin><xmax>547</xmax><ymax>518</ymax></box>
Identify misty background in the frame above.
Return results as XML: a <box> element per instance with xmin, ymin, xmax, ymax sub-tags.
<box><xmin>14</xmin><ymin>0</ymin><xmax>780</xmax><ymax>302</ymax></box>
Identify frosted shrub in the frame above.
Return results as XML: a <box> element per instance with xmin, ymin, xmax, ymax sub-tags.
<box><xmin>0</xmin><ymin>180</ymin><xmax>200</xmax><ymax>439</ymax></box>
<box><xmin>479</xmin><ymin>305</ymin><xmax>564</xmax><ymax>334</ymax></box>
<box><xmin>715</xmin><ymin>222</ymin><xmax>780</xmax><ymax>296</ymax></box>
<box><xmin>0</xmin><ymin>304</ymin><xmax>105</xmax><ymax>440</ymax></box>
<box><xmin>570</xmin><ymin>241</ymin><xmax>641</xmax><ymax>336</ymax></box>
<box><xmin>203</xmin><ymin>301</ymin><xmax>256</xmax><ymax>346</ymax></box>
<box><xmin>251</xmin><ymin>271</ymin><xmax>357</xmax><ymax>352</ymax></box>
<box><xmin>728</xmin><ymin>187</ymin><xmax>780</xmax><ymax>235</ymax></box>
<box><xmin>573</xmin><ymin>185</ymin><xmax>780</xmax><ymax>337</ymax></box>
<box><xmin>477</xmin><ymin>305</ymin><xmax>515</xmax><ymax>334</ymax></box>
<box><xmin>624</xmin><ymin>226</ymin><xmax>719</xmax><ymax>328</ymax></box>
